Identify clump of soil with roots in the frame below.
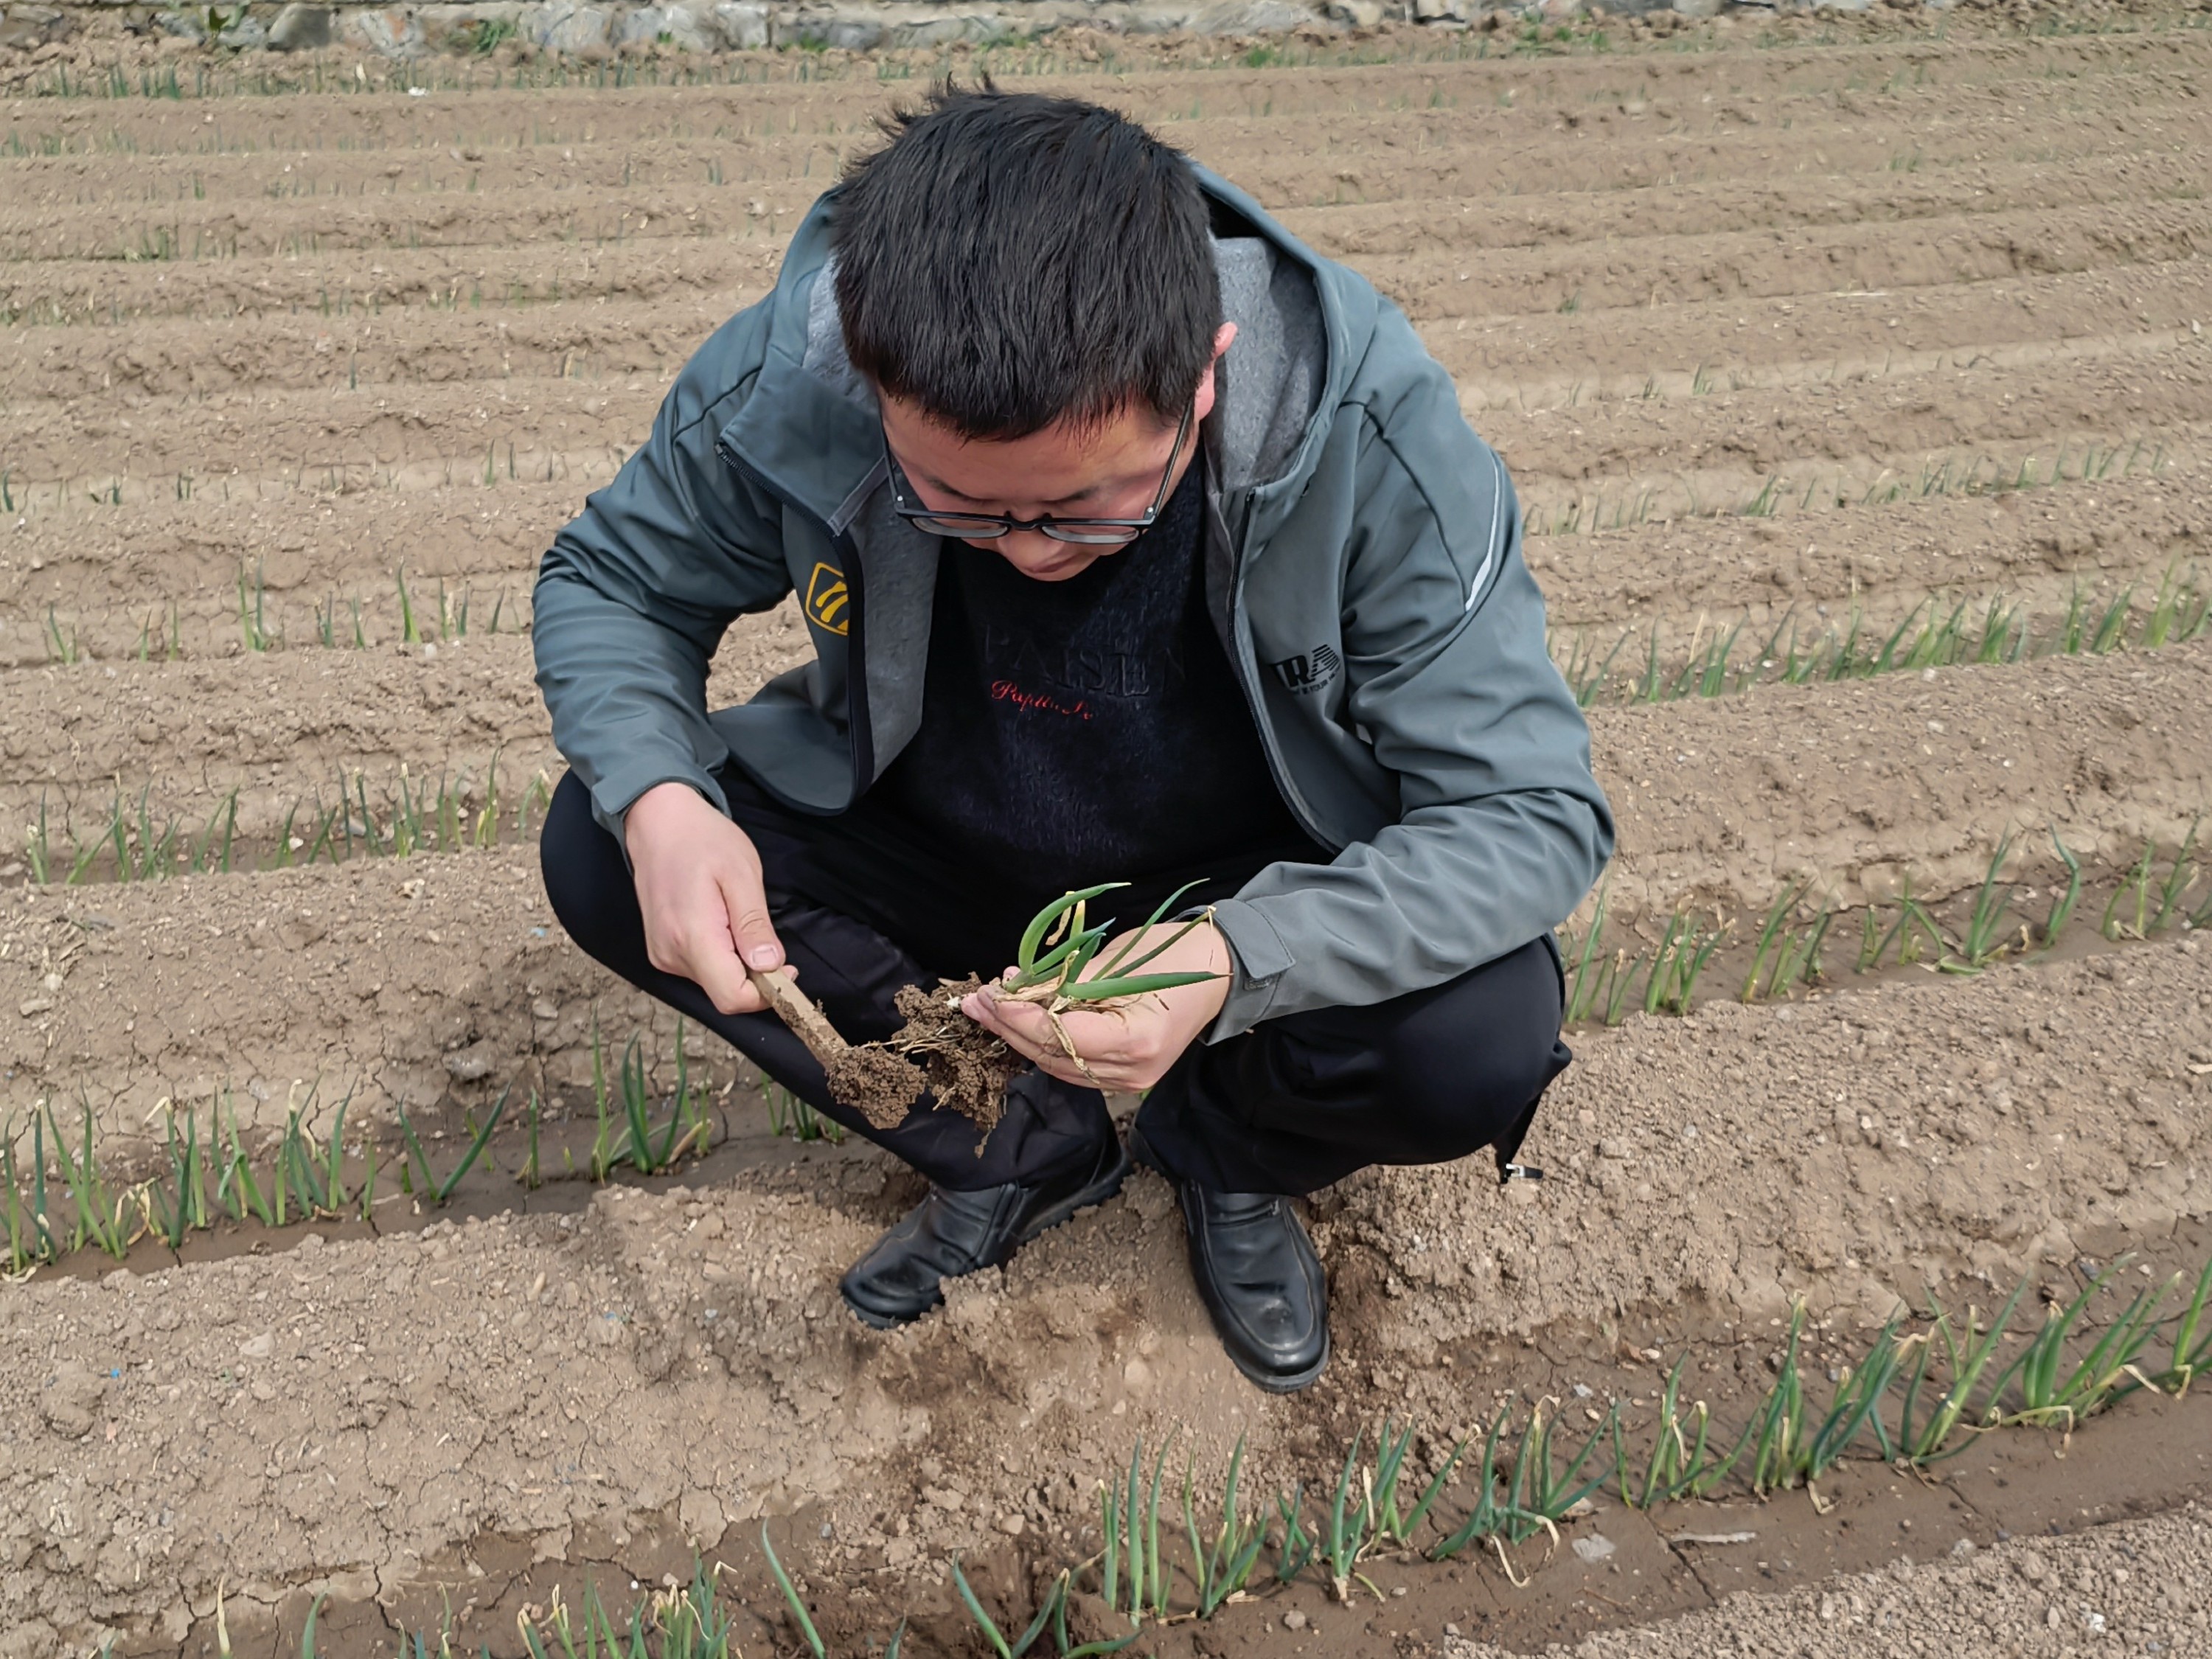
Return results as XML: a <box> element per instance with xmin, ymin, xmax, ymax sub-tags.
<box><xmin>764</xmin><ymin>883</ymin><xmax>1218</xmax><ymax>1144</ymax></box>
<box><xmin>818</xmin><ymin>977</ymin><xmax>1022</xmax><ymax>1135</ymax></box>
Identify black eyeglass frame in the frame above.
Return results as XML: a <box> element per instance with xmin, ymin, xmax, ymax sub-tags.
<box><xmin>881</xmin><ymin>401</ymin><xmax>1194</xmax><ymax>546</ymax></box>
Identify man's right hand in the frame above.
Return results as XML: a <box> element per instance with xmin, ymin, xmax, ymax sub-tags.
<box><xmin>623</xmin><ymin>781</ymin><xmax>787</xmax><ymax>1016</ymax></box>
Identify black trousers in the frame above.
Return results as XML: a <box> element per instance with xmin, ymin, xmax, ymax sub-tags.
<box><xmin>540</xmin><ymin>768</ymin><xmax>1570</xmax><ymax>1196</ymax></box>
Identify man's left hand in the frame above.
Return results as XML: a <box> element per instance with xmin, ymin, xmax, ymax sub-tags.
<box><xmin>961</xmin><ymin>920</ymin><xmax>1234</xmax><ymax>1092</ymax></box>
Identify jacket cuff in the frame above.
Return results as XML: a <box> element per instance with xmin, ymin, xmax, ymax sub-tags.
<box><xmin>589</xmin><ymin>765</ymin><xmax>731</xmax><ymax>861</ymax></box>
<box><xmin>1203</xmin><ymin>898</ymin><xmax>1296</xmax><ymax>1041</ymax></box>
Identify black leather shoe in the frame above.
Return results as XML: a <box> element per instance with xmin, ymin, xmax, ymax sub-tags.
<box><xmin>841</xmin><ymin>1136</ymin><xmax>1130</xmax><ymax>1329</ymax></box>
<box><xmin>1127</xmin><ymin>1127</ymin><xmax>1329</xmax><ymax>1393</ymax></box>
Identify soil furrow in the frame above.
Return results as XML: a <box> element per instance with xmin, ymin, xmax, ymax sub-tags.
<box><xmin>1593</xmin><ymin>636</ymin><xmax>2212</xmax><ymax>928</ymax></box>
<box><xmin>0</xmin><ymin>484</ymin><xmax>574</xmax><ymax>668</ymax></box>
<box><xmin>1481</xmin><ymin>342</ymin><xmax>2212</xmax><ymax>493</ymax></box>
<box><xmin>0</xmin><ymin>239</ymin><xmax>770</xmax><ymax>328</ymax></box>
<box><xmin>6</xmin><ymin>316</ymin><xmax>2207</xmax><ymax>497</ymax></box>
<box><xmin>0</xmin><ymin>619</ymin><xmax>798</xmax><ymax>841</ymax></box>
<box><xmin>6</xmin><ymin>24</ymin><xmax>2207</xmax><ymax>158</ymax></box>
<box><xmin>9</xmin><ymin>439</ymin><xmax>2199</xmax><ymax>670</ymax></box>
<box><xmin>0</xmin><ymin>289</ymin><xmax>752</xmax><ymax>403</ymax></box>
<box><xmin>1274</xmin><ymin>152</ymin><xmax>2212</xmax><ymax>262</ymax></box>
<box><xmin>1527</xmin><ymin>453</ymin><xmax>2212</xmax><ymax>634</ymax></box>
<box><xmin>17</xmin><ymin>109</ymin><xmax>2212</xmax><ymax>270</ymax></box>
<box><xmin>1390</xmin><ymin>198</ymin><xmax>2212</xmax><ymax>326</ymax></box>
<box><xmin>8</xmin><ymin>201</ymin><xmax>2208</xmax><ymax>404</ymax></box>
<box><xmin>1441</xmin><ymin>268</ymin><xmax>2212</xmax><ymax>414</ymax></box>
<box><xmin>0</xmin><ymin>375</ymin><xmax>654</xmax><ymax>489</ymax></box>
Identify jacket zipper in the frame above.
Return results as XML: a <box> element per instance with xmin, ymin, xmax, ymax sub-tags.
<box><xmin>1208</xmin><ymin>483</ymin><xmax>1339</xmax><ymax>855</ymax></box>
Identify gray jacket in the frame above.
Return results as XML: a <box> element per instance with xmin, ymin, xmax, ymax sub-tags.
<box><xmin>533</xmin><ymin>169</ymin><xmax>1613</xmax><ymax>1040</ymax></box>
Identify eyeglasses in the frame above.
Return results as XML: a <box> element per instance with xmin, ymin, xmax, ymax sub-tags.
<box><xmin>883</xmin><ymin>401</ymin><xmax>1193</xmax><ymax>546</ymax></box>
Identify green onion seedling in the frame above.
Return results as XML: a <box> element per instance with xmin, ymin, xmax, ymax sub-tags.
<box><xmin>1430</xmin><ymin>1410</ymin><xmax>1512</xmax><ymax>1560</ymax></box>
<box><xmin>1187</xmin><ymin>1435</ymin><xmax>1267</xmax><ymax>1615</ymax></box>
<box><xmin>2102</xmin><ymin>839</ymin><xmax>2159</xmax><ymax>940</ymax></box>
<box><xmin>1804</xmin><ymin>1317</ymin><xmax>1906</xmax><ymax>1482</ymax></box>
<box><xmin>1951</xmin><ymin>833</ymin><xmax>2020</xmax><ymax>969</ymax></box>
<box><xmin>2166</xmin><ymin>1256</ymin><xmax>2212</xmax><ymax>1397</ymax></box>
<box><xmin>951</xmin><ymin>1557</ymin><xmax>1059</xmax><ymax>1659</ymax></box>
<box><xmin>1375</xmin><ymin>1416</ymin><xmax>1462</xmax><ymax>1546</ymax></box>
<box><xmin>995</xmin><ymin>885</ymin><xmax>1224</xmax><ymax>1080</ymax></box>
<box><xmin>397</xmin><ymin>1082</ymin><xmax>511</xmax><ymax>1206</ymax></box>
<box><xmin>1898</xmin><ymin>1278</ymin><xmax>2030</xmax><ymax>1464</ymax></box>
<box><xmin>2149</xmin><ymin>818</ymin><xmax>2200</xmax><ymax>935</ymax></box>
<box><xmin>1742</xmin><ymin>882</ymin><xmax>1807</xmax><ymax>1002</ymax></box>
<box><xmin>759</xmin><ymin>1523</ymin><xmax>826</xmax><ymax>1659</ymax></box>
<box><xmin>1509</xmin><ymin>1398</ymin><xmax>1615</xmax><ymax>1539</ymax></box>
<box><xmin>2041</xmin><ymin>826</ymin><xmax>2082</xmax><ymax>947</ymax></box>
<box><xmin>1987</xmin><ymin>1258</ymin><xmax>2171</xmax><ymax>1437</ymax></box>
<box><xmin>1275</xmin><ymin>1481</ymin><xmax>1318</xmax><ymax>1582</ymax></box>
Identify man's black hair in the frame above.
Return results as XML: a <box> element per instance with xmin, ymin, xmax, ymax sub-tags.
<box><xmin>831</xmin><ymin>83</ymin><xmax>1222</xmax><ymax>442</ymax></box>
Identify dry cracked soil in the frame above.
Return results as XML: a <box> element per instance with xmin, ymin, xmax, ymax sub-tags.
<box><xmin>6</xmin><ymin>2</ymin><xmax>2212</xmax><ymax>1654</ymax></box>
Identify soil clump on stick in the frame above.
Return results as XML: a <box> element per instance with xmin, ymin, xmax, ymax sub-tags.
<box><xmin>756</xmin><ymin>969</ymin><xmax>1022</xmax><ymax>1139</ymax></box>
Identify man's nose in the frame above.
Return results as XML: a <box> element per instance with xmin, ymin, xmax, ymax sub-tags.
<box><xmin>991</xmin><ymin>529</ymin><xmax>1064</xmax><ymax>567</ymax></box>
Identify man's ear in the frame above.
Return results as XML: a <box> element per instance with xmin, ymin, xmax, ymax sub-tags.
<box><xmin>1194</xmin><ymin>321</ymin><xmax>1239</xmax><ymax>424</ymax></box>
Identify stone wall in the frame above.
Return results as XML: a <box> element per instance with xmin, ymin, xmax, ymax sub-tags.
<box><xmin>0</xmin><ymin>0</ymin><xmax>1885</xmax><ymax>59</ymax></box>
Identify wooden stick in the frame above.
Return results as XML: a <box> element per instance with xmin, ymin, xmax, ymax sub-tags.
<box><xmin>748</xmin><ymin>969</ymin><xmax>849</xmax><ymax>1068</ymax></box>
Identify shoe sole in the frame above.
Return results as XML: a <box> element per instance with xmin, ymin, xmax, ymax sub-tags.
<box><xmin>841</xmin><ymin>1141</ymin><xmax>1133</xmax><ymax>1332</ymax></box>
<box><xmin>1227</xmin><ymin>1326</ymin><xmax>1329</xmax><ymax>1394</ymax></box>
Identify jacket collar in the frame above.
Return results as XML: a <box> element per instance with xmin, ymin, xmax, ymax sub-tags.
<box><xmin>716</xmin><ymin>210</ymin><xmax>884</xmax><ymax>530</ymax></box>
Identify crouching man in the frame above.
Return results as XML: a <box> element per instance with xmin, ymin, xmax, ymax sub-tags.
<box><xmin>534</xmin><ymin>86</ymin><xmax>1612</xmax><ymax>1393</ymax></box>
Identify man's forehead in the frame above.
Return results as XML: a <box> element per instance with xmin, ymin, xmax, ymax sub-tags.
<box><xmin>886</xmin><ymin>401</ymin><xmax>1173</xmax><ymax>502</ymax></box>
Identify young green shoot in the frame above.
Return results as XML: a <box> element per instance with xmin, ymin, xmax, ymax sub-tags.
<box><xmin>1615</xmin><ymin>1355</ymin><xmax>1745</xmax><ymax>1506</ymax></box>
<box><xmin>1186</xmin><ymin>1435</ymin><xmax>1267</xmax><ymax>1615</ymax></box>
<box><xmin>2166</xmin><ymin>1256</ymin><xmax>2212</xmax><ymax>1398</ymax></box>
<box><xmin>951</xmin><ymin>1557</ymin><xmax>1059</xmax><ymax>1659</ymax></box>
<box><xmin>397</xmin><ymin>1082</ymin><xmax>512</xmax><ymax>1206</ymax></box>
<box><xmin>2041</xmin><ymin>825</ymin><xmax>2083</xmax><ymax>946</ymax></box>
<box><xmin>998</xmin><ymin>884</ymin><xmax>1225</xmax><ymax>1080</ymax></box>
<box><xmin>1896</xmin><ymin>1278</ymin><xmax>2031</xmax><ymax>1464</ymax></box>
<box><xmin>1947</xmin><ymin>832</ymin><xmax>2021</xmax><ymax>969</ymax></box>
<box><xmin>1985</xmin><ymin>1258</ymin><xmax>2172</xmax><ymax>1437</ymax></box>
<box><xmin>757</xmin><ymin>1523</ymin><xmax>826</xmax><ymax>1659</ymax></box>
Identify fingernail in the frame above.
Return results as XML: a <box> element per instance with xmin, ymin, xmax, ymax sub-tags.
<box><xmin>745</xmin><ymin>947</ymin><xmax>779</xmax><ymax>970</ymax></box>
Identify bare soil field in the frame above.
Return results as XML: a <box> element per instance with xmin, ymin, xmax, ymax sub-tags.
<box><xmin>5</xmin><ymin>4</ymin><xmax>2212</xmax><ymax>1655</ymax></box>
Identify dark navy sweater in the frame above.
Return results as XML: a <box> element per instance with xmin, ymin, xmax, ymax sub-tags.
<box><xmin>870</xmin><ymin>465</ymin><xmax>1321</xmax><ymax>908</ymax></box>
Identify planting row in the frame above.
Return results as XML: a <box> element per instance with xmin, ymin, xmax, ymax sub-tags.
<box><xmin>938</xmin><ymin>1251</ymin><xmax>2212</xmax><ymax>1656</ymax></box>
<box><xmin>11</xmin><ymin>176</ymin><xmax>2211</xmax><ymax>346</ymax></box>
<box><xmin>6</xmin><ymin>437</ymin><xmax>2205</xmax><ymax>675</ymax></box>
<box><xmin>5</xmin><ymin>329</ymin><xmax>2207</xmax><ymax>521</ymax></box>
<box><xmin>10</xmin><ymin>210</ymin><xmax>2208</xmax><ymax>416</ymax></box>
<box><xmin>7</xmin><ymin>24</ymin><xmax>2207</xmax><ymax>157</ymax></box>
<box><xmin>11</xmin><ymin>97</ymin><xmax>2212</xmax><ymax>272</ymax></box>
<box><xmin>6</xmin><ymin>616</ymin><xmax>2205</xmax><ymax>904</ymax></box>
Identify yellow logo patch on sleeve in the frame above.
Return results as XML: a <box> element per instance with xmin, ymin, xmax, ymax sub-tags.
<box><xmin>803</xmin><ymin>561</ymin><xmax>850</xmax><ymax>636</ymax></box>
